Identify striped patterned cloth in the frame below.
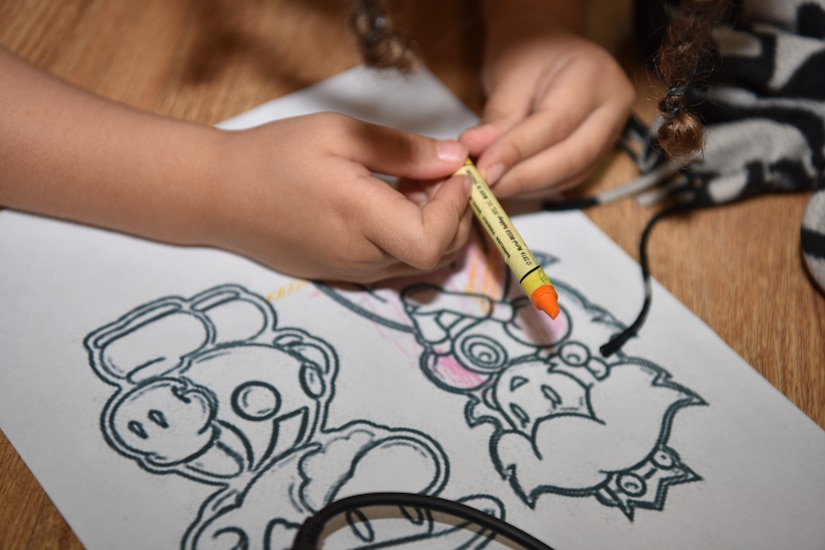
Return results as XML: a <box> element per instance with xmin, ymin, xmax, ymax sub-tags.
<box><xmin>547</xmin><ymin>0</ymin><xmax>825</xmax><ymax>355</ymax></box>
<box><xmin>698</xmin><ymin>0</ymin><xmax>825</xmax><ymax>291</ymax></box>
<box><xmin>632</xmin><ymin>0</ymin><xmax>825</xmax><ymax>290</ymax></box>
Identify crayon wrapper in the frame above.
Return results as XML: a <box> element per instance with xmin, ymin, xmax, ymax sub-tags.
<box><xmin>456</xmin><ymin>162</ymin><xmax>542</xmax><ymax>282</ymax></box>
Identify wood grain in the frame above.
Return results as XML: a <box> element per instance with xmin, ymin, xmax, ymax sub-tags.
<box><xmin>1</xmin><ymin>0</ymin><xmax>822</xmax><ymax>547</ymax></box>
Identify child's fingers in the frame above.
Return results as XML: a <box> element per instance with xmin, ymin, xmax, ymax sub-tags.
<box><xmin>458</xmin><ymin>76</ymin><xmax>533</xmax><ymax>158</ymax></box>
<box><xmin>362</xmin><ymin>173</ymin><xmax>472</xmax><ymax>270</ymax></box>
<box><xmin>491</xmin><ymin>107</ymin><xmax>625</xmax><ymax>198</ymax></box>
<box><xmin>474</xmin><ymin>83</ymin><xmax>596</xmax><ymax>187</ymax></box>
<box><xmin>336</xmin><ymin>115</ymin><xmax>469</xmax><ymax>180</ymax></box>
<box><xmin>458</xmin><ymin>123</ymin><xmax>505</xmax><ymax>158</ymax></box>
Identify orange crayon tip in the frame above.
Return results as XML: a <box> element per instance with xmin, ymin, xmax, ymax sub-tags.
<box><xmin>531</xmin><ymin>285</ymin><xmax>560</xmax><ymax>319</ymax></box>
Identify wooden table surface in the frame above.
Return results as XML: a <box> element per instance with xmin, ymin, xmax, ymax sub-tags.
<box><xmin>1</xmin><ymin>0</ymin><xmax>823</xmax><ymax>547</ymax></box>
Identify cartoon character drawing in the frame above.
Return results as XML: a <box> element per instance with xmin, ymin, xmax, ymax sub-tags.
<box><xmin>317</xmin><ymin>236</ymin><xmax>706</xmax><ymax>520</ymax></box>
<box><xmin>85</xmin><ymin>284</ymin><xmax>503</xmax><ymax>548</ymax></box>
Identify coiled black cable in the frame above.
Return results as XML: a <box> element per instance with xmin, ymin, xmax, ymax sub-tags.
<box><xmin>291</xmin><ymin>492</ymin><xmax>555</xmax><ymax>550</ymax></box>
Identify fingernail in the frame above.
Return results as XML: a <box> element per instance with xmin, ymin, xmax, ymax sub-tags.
<box><xmin>437</xmin><ymin>139</ymin><xmax>468</xmax><ymax>162</ymax></box>
<box><xmin>457</xmin><ymin>173</ymin><xmax>472</xmax><ymax>194</ymax></box>
<box><xmin>404</xmin><ymin>188</ymin><xmax>428</xmax><ymax>206</ymax></box>
<box><xmin>483</xmin><ymin>163</ymin><xmax>505</xmax><ymax>185</ymax></box>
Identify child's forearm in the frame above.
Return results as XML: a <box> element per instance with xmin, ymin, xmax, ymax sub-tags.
<box><xmin>0</xmin><ymin>46</ymin><xmax>475</xmax><ymax>283</ymax></box>
<box><xmin>0</xmin><ymin>46</ymin><xmax>225</xmax><ymax>245</ymax></box>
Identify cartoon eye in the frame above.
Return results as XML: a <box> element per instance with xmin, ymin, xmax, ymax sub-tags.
<box><xmin>232</xmin><ymin>382</ymin><xmax>281</xmax><ymax>421</ymax></box>
<box><xmin>126</xmin><ymin>409</ymin><xmax>170</xmax><ymax>440</ymax></box>
<box><xmin>457</xmin><ymin>334</ymin><xmax>508</xmax><ymax>373</ymax></box>
<box><xmin>147</xmin><ymin>409</ymin><xmax>169</xmax><ymax>428</ymax></box>
<box><xmin>652</xmin><ymin>448</ymin><xmax>675</xmax><ymax>469</ymax></box>
<box><xmin>617</xmin><ymin>473</ymin><xmax>647</xmax><ymax>497</ymax></box>
<box><xmin>541</xmin><ymin>385</ymin><xmax>562</xmax><ymax>408</ymax></box>
<box><xmin>559</xmin><ymin>342</ymin><xmax>590</xmax><ymax>366</ymax></box>
<box><xmin>128</xmin><ymin>421</ymin><xmax>149</xmax><ymax>440</ymax></box>
<box><xmin>300</xmin><ymin>363</ymin><xmax>327</xmax><ymax>398</ymax></box>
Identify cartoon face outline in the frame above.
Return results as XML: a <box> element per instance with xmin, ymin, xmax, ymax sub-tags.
<box><xmin>109</xmin><ymin>378</ymin><xmax>219</xmax><ymax>468</ymax></box>
<box><xmin>182</xmin><ymin>342</ymin><xmax>331</xmax><ymax>471</ymax></box>
<box><xmin>98</xmin><ymin>328</ymin><xmax>339</xmax><ymax>485</ymax></box>
<box><xmin>493</xmin><ymin>357</ymin><xmax>595</xmax><ymax>436</ymax></box>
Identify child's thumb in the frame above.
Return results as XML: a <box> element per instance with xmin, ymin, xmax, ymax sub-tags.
<box><xmin>345</xmin><ymin>121</ymin><xmax>468</xmax><ymax>179</ymax></box>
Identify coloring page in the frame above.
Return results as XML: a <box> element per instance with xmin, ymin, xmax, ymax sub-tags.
<box><xmin>1</xmin><ymin>67</ymin><xmax>824</xmax><ymax>550</ymax></box>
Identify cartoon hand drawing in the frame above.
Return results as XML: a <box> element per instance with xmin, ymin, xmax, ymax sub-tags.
<box><xmin>85</xmin><ymin>285</ymin><xmax>502</xmax><ymax>549</ymax></box>
<box><xmin>318</xmin><ymin>236</ymin><xmax>706</xmax><ymax>520</ymax></box>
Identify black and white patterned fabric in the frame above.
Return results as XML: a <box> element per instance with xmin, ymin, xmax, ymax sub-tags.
<box><xmin>547</xmin><ymin>0</ymin><xmax>825</xmax><ymax>356</ymax></box>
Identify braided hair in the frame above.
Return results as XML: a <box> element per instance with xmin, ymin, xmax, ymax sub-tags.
<box><xmin>351</xmin><ymin>0</ymin><xmax>730</xmax><ymax>161</ymax></box>
<box><xmin>351</xmin><ymin>0</ymin><xmax>420</xmax><ymax>73</ymax></box>
<box><xmin>653</xmin><ymin>0</ymin><xmax>730</xmax><ymax>160</ymax></box>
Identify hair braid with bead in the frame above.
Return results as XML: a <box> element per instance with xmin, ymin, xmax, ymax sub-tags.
<box><xmin>351</xmin><ymin>0</ymin><xmax>420</xmax><ymax>73</ymax></box>
<box><xmin>655</xmin><ymin>0</ymin><xmax>730</xmax><ymax>160</ymax></box>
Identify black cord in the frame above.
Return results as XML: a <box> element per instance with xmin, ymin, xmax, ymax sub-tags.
<box><xmin>291</xmin><ymin>492</ymin><xmax>555</xmax><ymax>550</ymax></box>
<box><xmin>600</xmin><ymin>199</ymin><xmax>699</xmax><ymax>357</ymax></box>
<box><xmin>543</xmin><ymin>196</ymin><xmax>599</xmax><ymax>211</ymax></box>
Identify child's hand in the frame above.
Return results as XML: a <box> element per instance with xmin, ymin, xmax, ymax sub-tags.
<box><xmin>207</xmin><ymin>113</ymin><xmax>473</xmax><ymax>282</ymax></box>
<box><xmin>460</xmin><ymin>1</ymin><xmax>634</xmax><ymax>199</ymax></box>
<box><xmin>0</xmin><ymin>48</ymin><xmax>471</xmax><ymax>284</ymax></box>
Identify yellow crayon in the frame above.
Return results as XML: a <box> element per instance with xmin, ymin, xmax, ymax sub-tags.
<box><xmin>454</xmin><ymin>159</ymin><xmax>560</xmax><ymax>319</ymax></box>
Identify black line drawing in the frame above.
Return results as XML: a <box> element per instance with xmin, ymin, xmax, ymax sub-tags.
<box><xmin>83</xmin><ymin>232</ymin><xmax>707</xmax><ymax>548</ymax></box>
<box><xmin>85</xmin><ymin>285</ymin><xmax>503</xmax><ymax>549</ymax></box>
<box><xmin>317</xmin><ymin>237</ymin><xmax>707</xmax><ymax>520</ymax></box>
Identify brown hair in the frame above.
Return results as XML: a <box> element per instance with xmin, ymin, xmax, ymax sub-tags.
<box><xmin>351</xmin><ymin>0</ymin><xmax>730</xmax><ymax>161</ymax></box>
<box><xmin>654</xmin><ymin>0</ymin><xmax>730</xmax><ymax>160</ymax></box>
<box><xmin>351</xmin><ymin>0</ymin><xmax>420</xmax><ymax>73</ymax></box>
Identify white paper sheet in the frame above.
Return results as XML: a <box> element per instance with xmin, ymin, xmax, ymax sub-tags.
<box><xmin>1</xmin><ymin>66</ymin><xmax>823</xmax><ymax>550</ymax></box>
